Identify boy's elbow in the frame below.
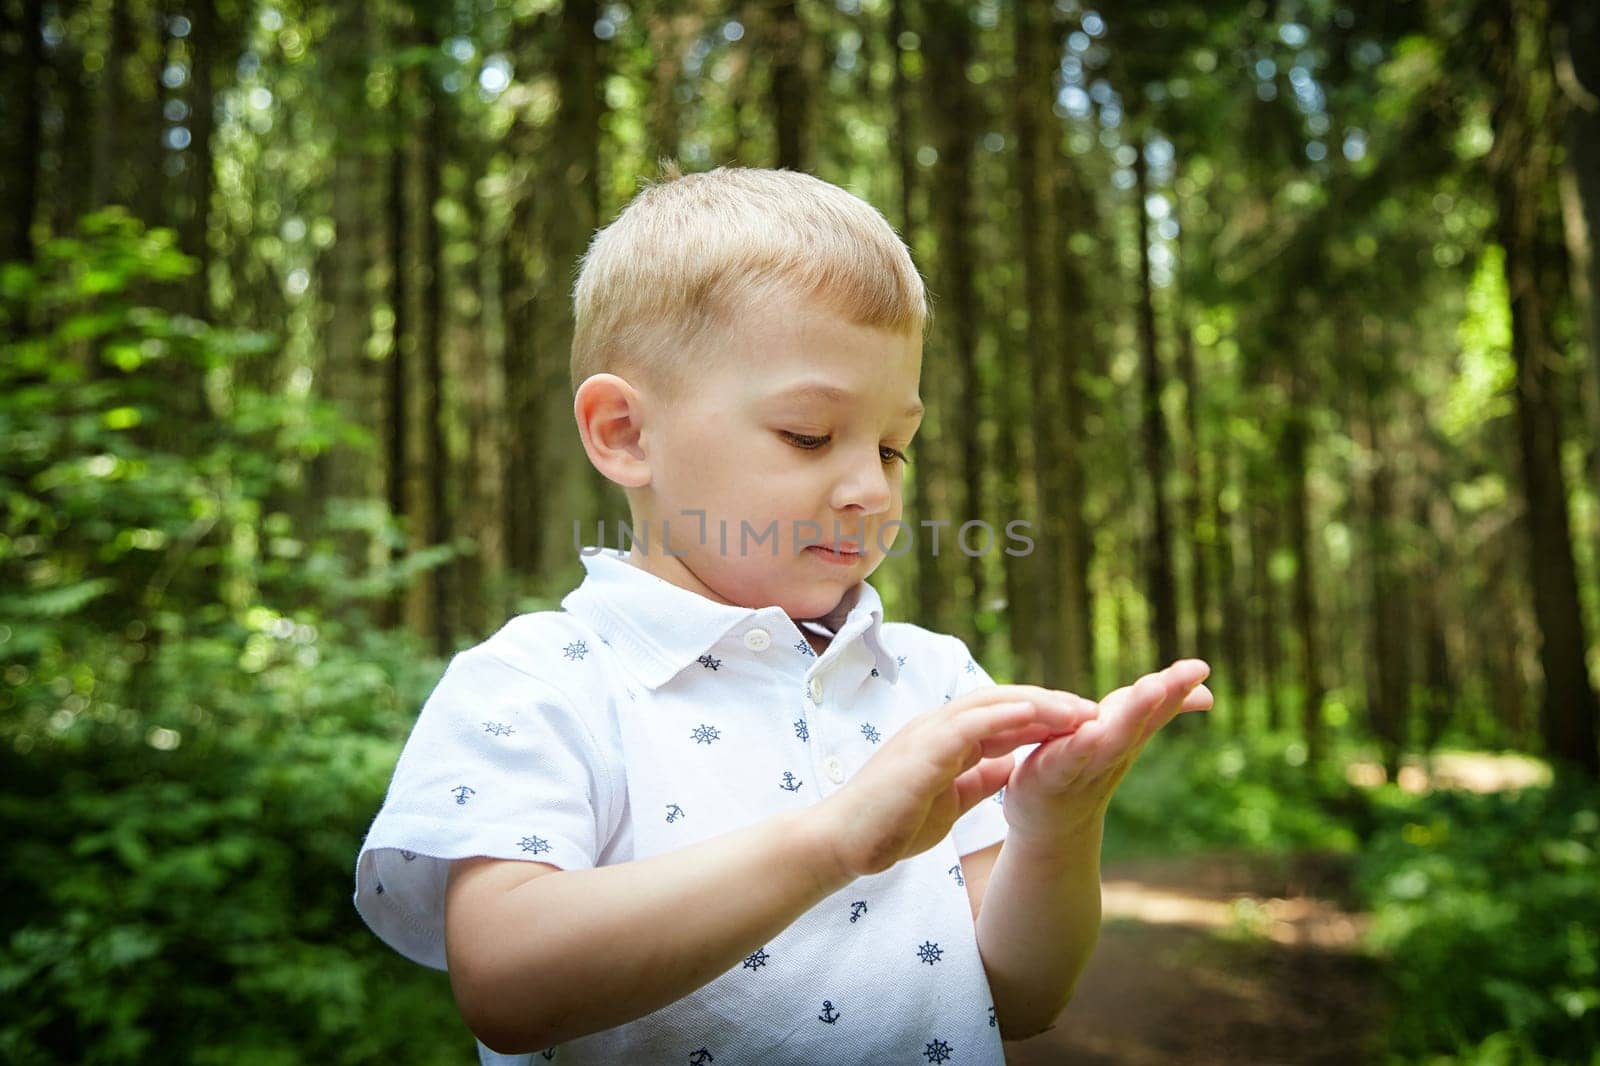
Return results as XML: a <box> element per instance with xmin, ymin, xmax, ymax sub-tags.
<box><xmin>450</xmin><ymin>960</ymin><xmax>558</xmax><ymax>1056</ymax></box>
<box><xmin>447</xmin><ymin>912</ymin><xmax>567</xmax><ymax>1054</ymax></box>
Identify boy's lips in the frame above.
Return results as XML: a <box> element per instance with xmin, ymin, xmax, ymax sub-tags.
<box><xmin>805</xmin><ymin>542</ymin><xmax>864</xmax><ymax>563</ymax></box>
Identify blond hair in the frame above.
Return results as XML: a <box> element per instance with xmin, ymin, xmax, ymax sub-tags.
<box><xmin>570</xmin><ymin>161</ymin><xmax>929</xmax><ymax>396</ymax></box>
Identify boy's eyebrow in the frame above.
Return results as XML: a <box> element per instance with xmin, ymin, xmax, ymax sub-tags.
<box><xmin>769</xmin><ymin>381</ymin><xmax>925</xmax><ymax>419</ymax></box>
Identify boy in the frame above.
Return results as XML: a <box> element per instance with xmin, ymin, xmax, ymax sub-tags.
<box><xmin>353</xmin><ymin>163</ymin><xmax>1211</xmax><ymax>1064</ymax></box>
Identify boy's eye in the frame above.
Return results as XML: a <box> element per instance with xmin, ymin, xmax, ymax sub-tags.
<box><xmin>780</xmin><ymin>431</ymin><xmax>910</xmax><ymax>466</ymax></box>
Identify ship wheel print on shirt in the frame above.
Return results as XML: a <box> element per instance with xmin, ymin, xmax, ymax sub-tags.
<box><xmin>923</xmin><ymin>1037</ymin><xmax>954</xmax><ymax>1063</ymax></box>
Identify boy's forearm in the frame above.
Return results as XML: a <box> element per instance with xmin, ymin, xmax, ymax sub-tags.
<box><xmin>452</xmin><ymin>808</ymin><xmax>854</xmax><ymax>1054</ymax></box>
<box><xmin>974</xmin><ymin>817</ymin><xmax>1105</xmax><ymax>1040</ymax></box>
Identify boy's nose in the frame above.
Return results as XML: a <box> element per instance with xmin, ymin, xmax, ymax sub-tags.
<box><xmin>832</xmin><ymin>450</ymin><xmax>893</xmax><ymax>514</ymax></box>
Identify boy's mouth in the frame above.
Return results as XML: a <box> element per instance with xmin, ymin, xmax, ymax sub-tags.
<box><xmin>805</xmin><ymin>542</ymin><xmax>864</xmax><ymax>564</ymax></box>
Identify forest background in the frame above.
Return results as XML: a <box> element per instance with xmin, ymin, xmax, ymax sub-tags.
<box><xmin>2</xmin><ymin>0</ymin><xmax>1599</xmax><ymax>1061</ymax></box>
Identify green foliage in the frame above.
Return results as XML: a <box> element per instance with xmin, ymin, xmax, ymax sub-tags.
<box><xmin>0</xmin><ymin>214</ymin><xmax>470</xmax><ymax>1064</ymax></box>
<box><xmin>1353</xmin><ymin>776</ymin><xmax>1600</xmax><ymax>1064</ymax></box>
<box><xmin>1103</xmin><ymin>728</ymin><xmax>1366</xmax><ymax>862</ymax></box>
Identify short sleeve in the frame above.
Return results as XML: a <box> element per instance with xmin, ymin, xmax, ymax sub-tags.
<box><xmin>352</xmin><ymin>645</ymin><xmax>620</xmax><ymax>971</ymax></box>
<box><xmin>943</xmin><ymin>635</ymin><xmax>1035</xmax><ymax>858</ymax></box>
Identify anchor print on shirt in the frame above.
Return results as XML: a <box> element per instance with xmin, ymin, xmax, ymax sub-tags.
<box><xmin>849</xmin><ymin>900</ymin><xmax>868</xmax><ymax>923</ymax></box>
<box><xmin>691</xmin><ymin>724</ymin><xmax>721</xmax><ymax>744</ymax></box>
<box><xmin>483</xmin><ymin>721</ymin><xmax>514</xmax><ymax>737</ymax></box>
<box><xmin>988</xmin><ymin>1005</ymin><xmax>997</xmax><ymax>1027</ymax></box>
<box><xmin>964</xmin><ymin>658</ymin><xmax>977</xmax><ymax>675</ymax></box>
<box><xmin>991</xmin><ymin>786</ymin><xmax>1006</xmax><ymax>805</ymax></box>
<box><xmin>665</xmin><ymin>803</ymin><xmax>685</xmax><ymax>823</ymax></box>
<box><xmin>688</xmin><ymin>1048</ymin><xmax>714</xmax><ymax>1065</ymax></box>
<box><xmin>562</xmin><ymin>640</ymin><xmax>589</xmax><ymax>661</ymax></box>
<box><xmin>697</xmin><ymin>654</ymin><xmax>722</xmax><ymax>671</ymax></box>
<box><xmin>742</xmin><ymin>947</ymin><xmax>770</xmax><ymax>971</ymax></box>
<box><xmin>917</xmin><ymin>940</ymin><xmax>944</xmax><ymax>965</ymax></box>
<box><xmin>818</xmin><ymin>1000</ymin><xmax>841</xmax><ymax>1024</ymax></box>
<box><xmin>451</xmin><ymin>785</ymin><xmax>476</xmax><ymax>805</ymax></box>
<box><xmin>924</xmin><ymin>1037</ymin><xmax>954</xmax><ymax>1063</ymax></box>
<box><xmin>897</xmin><ymin>655</ymin><xmax>907</xmax><ymax>667</ymax></box>
<box><xmin>948</xmin><ymin>864</ymin><xmax>965</xmax><ymax>887</ymax></box>
<box><xmin>779</xmin><ymin>770</ymin><xmax>803</xmax><ymax>792</ymax></box>
<box><xmin>793</xmin><ymin>639</ymin><xmax>815</xmax><ymax>658</ymax></box>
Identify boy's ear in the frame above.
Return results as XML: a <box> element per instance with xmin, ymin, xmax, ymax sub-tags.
<box><xmin>574</xmin><ymin>374</ymin><xmax>651</xmax><ymax>488</ymax></box>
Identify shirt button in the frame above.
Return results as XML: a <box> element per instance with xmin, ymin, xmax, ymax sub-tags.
<box><xmin>744</xmin><ymin>628</ymin><xmax>772</xmax><ymax>651</ymax></box>
<box><xmin>824</xmin><ymin>756</ymin><xmax>846</xmax><ymax>784</ymax></box>
<box><xmin>808</xmin><ymin>677</ymin><xmax>824</xmax><ymax>703</ymax></box>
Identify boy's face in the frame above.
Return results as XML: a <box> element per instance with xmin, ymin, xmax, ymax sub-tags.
<box><xmin>629</xmin><ymin>292</ymin><xmax>924</xmax><ymax>620</ymax></box>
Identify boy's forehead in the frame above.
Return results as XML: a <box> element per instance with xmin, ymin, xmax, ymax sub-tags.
<box><xmin>761</xmin><ymin>377</ymin><xmax>925</xmax><ymax>418</ymax></box>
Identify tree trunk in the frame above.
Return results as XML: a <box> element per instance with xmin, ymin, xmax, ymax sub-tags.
<box><xmin>1551</xmin><ymin>0</ymin><xmax>1600</xmax><ymax>501</ymax></box>
<box><xmin>1053</xmin><ymin>144</ymin><xmax>1096</xmax><ymax>690</ymax></box>
<box><xmin>769</xmin><ymin>0</ymin><xmax>807</xmax><ymax>170</ymax></box>
<box><xmin>1132</xmin><ymin>138</ymin><xmax>1179</xmax><ymax>666</ymax></box>
<box><xmin>1360</xmin><ymin>380</ymin><xmax>1409</xmax><ymax>781</ymax></box>
<box><xmin>923</xmin><ymin>0</ymin><xmax>986</xmax><ymax>653</ymax></box>
<box><xmin>419</xmin><ymin>58</ymin><xmax>452</xmax><ymax>654</ymax></box>
<box><xmin>381</xmin><ymin>86</ymin><xmax>411</xmax><ymax>630</ymax></box>
<box><xmin>646</xmin><ymin>13</ymin><xmax>691</xmax><ymax>166</ymax></box>
<box><xmin>1217</xmin><ymin>434</ymin><xmax>1250</xmax><ymax>720</ymax></box>
<box><xmin>1172</xmin><ymin>186</ymin><xmax>1214</xmax><ymax>669</ymax></box>
<box><xmin>1</xmin><ymin>0</ymin><xmax>45</xmax><ymax>263</ymax></box>
<box><xmin>90</xmin><ymin>0</ymin><xmax>131</xmax><ymax>210</ymax></box>
<box><xmin>1487</xmin><ymin>0</ymin><xmax>1600</xmax><ymax>777</ymax></box>
<box><xmin>318</xmin><ymin>0</ymin><xmax>378</xmax><ymax>579</ymax></box>
<box><xmin>1284</xmin><ymin>402</ymin><xmax>1327</xmax><ymax>765</ymax></box>
<box><xmin>1007</xmin><ymin>0</ymin><xmax>1054</xmax><ymax>684</ymax></box>
<box><xmin>893</xmin><ymin>0</ymin><xmax>949</xmax><ymax>637</ymax></box>
<box><xmin>537</xmin><ymin>0</ymin><xmax>607</xmax><ymax>582</ymax></box>
<box><xmin>180</xmin><ymin>0</ymin><xmax>220</xmax><ymax>318</ymax></box>
<box><xmin>1249</xmin><ymin>479</ymin><xmax>1283</xmax><ymax>734</ymax></box>
<box><xmin>501</xmin><ymin>12</ymin><xmax>547</xmax><ymax>578</ymax></box>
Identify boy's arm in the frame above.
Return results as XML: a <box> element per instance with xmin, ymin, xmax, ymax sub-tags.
<box><xmin>971</xmin><ymin>817</ymin><xmax>1104</xmax><ymax>1041</ymax></box>
<box><xmin>973</xmin><ymin>660</ymin><xmax>1211</xmax><ymax>1040</ymax></box>
<box><xmin>446</xmin><ymin>684</ymin><xmax>1093</xmax><ymax>1055</ymax></box>
<box><xmin>959</xmin><ymin>840</ymin><xmax>1002</xmax><ymax>920</ymax></box>
<box><xmin>446</xmin><ymin>807</ymin><xmax>849</xmax><ymax>1054</ymax></box>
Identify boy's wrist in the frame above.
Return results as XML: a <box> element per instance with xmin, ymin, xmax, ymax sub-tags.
<box><xmin>1002</xmin><ymin>809</ymin><xmax>1106</xmax><ymax>868</ymax></box>
<box><xmin>788</xmin><ymin>803</ymin><xmax>856</xmax><ymax>895</ymax></box>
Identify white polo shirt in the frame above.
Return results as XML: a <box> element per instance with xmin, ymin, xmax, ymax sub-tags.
<box><xmin>354</xmin><ymin>546</ymin><xmax>1024</xmax><ymax>1065</ymax></box>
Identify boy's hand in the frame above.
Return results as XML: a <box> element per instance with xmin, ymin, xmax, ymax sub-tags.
<box><xmin>807</xmin><ymin>686</ymin><xmax>1097</xmax><ymax>881</ymax></box>
<box><xmin>999</xmin><ymin>659</ymin><xmax>1213</xmax><ymax>844</ymax></box>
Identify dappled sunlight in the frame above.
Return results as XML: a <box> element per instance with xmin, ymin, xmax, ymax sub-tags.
<box><xmin>1344</xmin><ymin>751</ymin><xmax>1553</xmax><ymax>794</ymax></box>
<box><xmin>1101</xmin><ymin>879</ymin><xmax>1369</xmax><ymax>951</ymax></box>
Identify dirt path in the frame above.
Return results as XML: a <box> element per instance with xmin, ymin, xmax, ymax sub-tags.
<box><xmin>1002</xmin><ymin>851</ymin><xmax>1387</xmax><ymax>1065</ymax></box>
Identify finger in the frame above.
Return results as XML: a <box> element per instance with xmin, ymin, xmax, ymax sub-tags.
<box><xmin>1096</xmin><ymin>673</ymin><xmax>1168</xmax><ymax>749</ymax></box>
<box><xmin>953</xmin><ymin>683</ymin><xmax>1095</xmax><ymax>716</ymax></box>
<box><xmin>952</xmin><ymin>753</ymin><xmax>1015</xmax><ymax>812</ymax></box>
<box><xmin>1180</xmin><ymin>683</ymin><xmax>1213</xmax><ymax>712</ymax></box>
<box><xmin>975</xmin><ymin>716</ymin><xmax>1093</xmax><ymax>757</ymax></box>
<box><xmin>949</xmin><ymin>694</ymin><xmax>1096</xmax><ymax>745</ymax></box>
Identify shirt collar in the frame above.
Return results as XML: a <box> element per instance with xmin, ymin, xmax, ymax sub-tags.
<box><xmin>561</xmin><ymin>546</ymin><xmax>902</xmax><ymax>690</ymax></box>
